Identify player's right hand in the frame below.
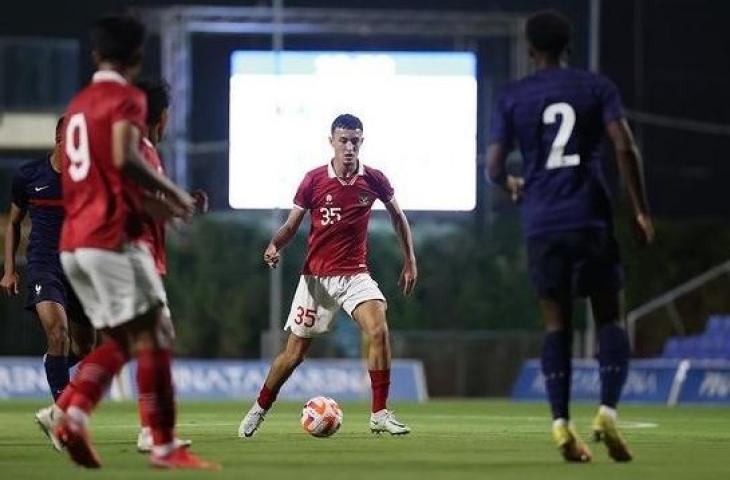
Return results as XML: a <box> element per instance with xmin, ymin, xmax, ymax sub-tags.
<box><xmin>634</xmin><ymin>213</ymin><xmax>655</xmax><ymax>245</ymax></box>
<box><xmin>506</xmin><ymin>175</ymin><xmax>524</xmax><ymax>203</ymax></box>
<box><xmin>0</xmin><ymin>271</ymin><xmax>20</xmax><ymax>296</ymax></box>
<box><xmin>170</xmin><ymin>189</ymin><xmax>197</xmax><ymax>221</ymax></box>
<box><xmin>191</xmin><ymin>189</ymin><xmax>209</xmax><ymax>214</ymax></box>
<box><xmin>264</xmin><ymin>244</ymin><xmax>280</xmax><ymax>268</ymax></box>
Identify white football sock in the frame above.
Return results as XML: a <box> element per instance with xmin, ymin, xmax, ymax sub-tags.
<box><xmin>599</xmin><ymin>405</ymin><xmax>618</xmax><ymax>421</ymax></box>
<box><xmin>66</xmin><ymin>406</ymin><xmax>89</xmax><ymax>427</ymax></box>
<box><xmin>552</xmin><ymin>418</ymin><xmax>569</xmax><ymax>428</ymax></box>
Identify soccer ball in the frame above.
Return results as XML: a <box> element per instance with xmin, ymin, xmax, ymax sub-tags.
<box><xmin>300</xmin><ymin>396</ymin><xmax>343</xmax><ymax>438</ymax></box>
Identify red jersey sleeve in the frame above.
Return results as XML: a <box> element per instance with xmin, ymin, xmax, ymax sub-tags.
<box><xmin>368</xmin><ymin>168</ymin><xmax>395</xmax><ymax>204</ymax></box>
<box><xmin>293</xmin><ymin>173</ymin><xmax>313</xmax><ymax>209</ymax></box>
<box><xmin>110</xmin><ymin>88</ymin><xmax>147</xmax><ymax>131</ymax></box>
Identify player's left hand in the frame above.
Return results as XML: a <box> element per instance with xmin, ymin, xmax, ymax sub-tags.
<box><xmin>191</xmin><ymin>189</ymin><xmax>209</xmax><ymax>214</ymax></box>
<box><xmin>634</xmin><ymin>212</ymin><xmax>656</xmax><ymax>245</ymax></box>
<box><xmin>506</xmin><ymin>175</ymin><xmax>524</xmax><ymax>203</ymax></box>
<box><xmin>170</xmin><ymin>189</ymin><xmax>197</xmax><ymax>221</ymax></box>
<box><xmin>264</xmin><ymin>243</ymin><xmax>280</xmax><ymax>268</ymax></box>
<box><xmin>0</xmin><ymin>271</ymin><xmax>20</xmax><ymax>296</ymax></box>
<box><xmin>398</xmin><ymin>258</ymin><xmax>418</xmax><ymax>296</ymax></box>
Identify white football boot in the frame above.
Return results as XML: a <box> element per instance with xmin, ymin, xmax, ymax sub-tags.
<box><xmin>136</xmin><ymin>426</ymin><xmax>193</xmax><ymax>453</ymax></box>
<box><xmin>238</xmin><ymin>402</ymin><xmax>267</xmax><ymax>438</ymax></box>
<box><xmin>370</xmin><ymin>409</ymin><xmax>411</xmax><ymax>435</ymax></box>
<box><xmin>35</xmin><ymin>405</ymin><xmax>64</xmax><ymax>452</ymax></box>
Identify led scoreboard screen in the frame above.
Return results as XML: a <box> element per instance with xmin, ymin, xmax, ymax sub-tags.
<box><xmin>229</xmin><ymin>50</ymin><xmax>477</xmax><ymax>210</ymax></box>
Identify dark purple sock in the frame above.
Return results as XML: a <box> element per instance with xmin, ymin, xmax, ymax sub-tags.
<box><xmin>43</xmin><ymin>354</ymin><xmax>70</xmax><ymax>401</ymax></box>
<box><xmin>541</xmin><ymin>330</ymin><xmax>572</xmax><ymax>420</ymax></box>
<box><xmin>67</xmin><ymin>354</ymin><xmax>82</xmax><ymax>370</ymax></box>
<box><xmin>597</xmin><ymin>324</ymin><xmax>630</xmax><ymax>408</ymax></box>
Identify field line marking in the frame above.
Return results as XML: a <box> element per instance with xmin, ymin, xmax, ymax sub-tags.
<box><xmin>90</xmin><ymin>419</ymin><xmax>659</xmax><ymax>430</ymax></box>
<box><xmin>620</xmin><ymin>421</ymin><xmax>658</xmax><ymax>429</ymax></box>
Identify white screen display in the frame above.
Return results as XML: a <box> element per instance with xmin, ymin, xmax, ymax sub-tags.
<box><xmin>229</xmin><ymin>51</ymin><xmax>477</xmax><ymax>210</ymax></box>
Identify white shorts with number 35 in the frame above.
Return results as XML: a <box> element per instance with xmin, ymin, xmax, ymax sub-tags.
<box><xmin>284</xmin><ymin>273</ymin><xmax>386</xmax><ymax>338</ymax></box>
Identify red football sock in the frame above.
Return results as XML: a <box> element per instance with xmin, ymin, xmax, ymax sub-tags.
<box><xmin>138</xmin><ymin>397</ymin><xmax>150</xmax><ymax>428</ymax></box>
<box><xmin>135</xmin><ymin>350</ymin><xmax>151</xmax><ymax>430</ymax></box>
<box><xmin>68</xmin><ymin>338</ymin><xmax>129</xmax><ymax>415</ymax></box>
<box><xmin>55</xmin><ymin>383</ymin><xmax>76</xmax><ymax>412</ymax></box>
<box><xmin>257</xmin><ymin>385</ymin><xmax>278</xmax><ymax>410</ymax></box>
<box><xmin>137</xmin><ymin>349</ymin><xmax>176</xmax><ymax>446</ymax></box>
<box><xmin>369</xmin><ymin>369</ymin><xmax>391</xmax><ymax>413</ymax></box>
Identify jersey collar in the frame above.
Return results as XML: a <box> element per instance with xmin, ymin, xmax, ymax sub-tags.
<box><xmin>328</xmin><ymin>160</ymin><xmax>365</xmax><ymax>185</ymax></box>
<box><xmin>92</xmin><ymin>70</ymin><xmax>128</xmax><ymax>85</ymax></box>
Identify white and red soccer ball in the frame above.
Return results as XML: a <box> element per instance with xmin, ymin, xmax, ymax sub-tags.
<box><xmin>300</xmin><ymin>396</ymin><xmax>343</xmax><ymax>437</ymax></box>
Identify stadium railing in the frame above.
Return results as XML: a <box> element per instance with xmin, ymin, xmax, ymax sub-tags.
<box><xmin>627</xmin><ymin>259</ymin><xmax>730</xmax><ymax>354</ymax></box>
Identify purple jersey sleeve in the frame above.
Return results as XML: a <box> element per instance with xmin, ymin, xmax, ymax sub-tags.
<box><xmin>10</xmin><ymin>169</ymin><xmax>28</xmax><ymax>210</ymax></box>
<box><xmin>488</xmin><ymin>93</ymin><xmax>514</xmax><ymax>147</ymax></box>
<box><xmin>599</xmin><ymin>77</ymin><xmax>625</xmax><ymax>124</ymax></box>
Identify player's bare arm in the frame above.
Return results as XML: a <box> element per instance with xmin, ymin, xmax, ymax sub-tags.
<box><xmin>384</xmin><ymin>198</ymin><xmax>417</xmax><ymax>295</ymax></box>
<box><xmin>606</xmin><ymin>119</ymin><xmax>655</xmax><ymax>244</ymax></box>
<box><xmin>141</xmin><ymin>188</ymin><xmax>208</xmax><ymax>221</ymax></box>
<box><xmin>1</xmin><ymin>203</ymin><xmax>26</xmax><ymax>296</ymax></box>
<box><xmin>486</xmin><ymin>144</ymin><xmax>524</xmax><ymax>203</ymax></box>
<box><xmin>264</xmin><ymin>207</ymin><xmax>306</xmax><ymax>268</ymax></box>
<box><xmin>141</xmin><ymin>190</ymin><xmax>177</xmax><ymax>220</ymax></box>
<box><xmin>111</xmin><ymin>120</ymin><xmax>195</xmax><ymax>219</ymax></box>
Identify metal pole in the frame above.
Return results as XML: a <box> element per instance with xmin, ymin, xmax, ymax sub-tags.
<box><xmin>160</xmin><ymin>8</ymin><xmax>191</xmax><ymax>189</ymax></box>
<box><xmin>273</xmin><ymin>0</ymin><xmax>284</xmax><ymax>51</ymax></box>
<box><xmin>633</xmin><ymin>0</ymin><xmax>644</xmax><ymax>145</ymax></box>
<box><xmin>586</xmin><ymin>0</ymin><xmax>600</xmax><ymax>357</ymax></box>
<box><xmin>267</xmin><ymin>0</ymin><xmax>285</xmax><ymax>359</ymax></box>
<box><xmin>589</xmin><ymin>0</ymin><xmax>601</xmax><ymax>72</ymax></box>
<box><xmin>268</xmin><ymin>210</ymin><xmax>284</xmax><ymax>358</ymax></box>
<box><xmin>585</xmin><ymin>301</ymin><xmax>595</xmax><ymax>358</ymax></box>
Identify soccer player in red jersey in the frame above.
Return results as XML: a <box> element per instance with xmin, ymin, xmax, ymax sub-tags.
<box><xmin>133</xmin><ymin>78</ymin><xmax>206</xmax><ymax>453</ymax></box>
<box><xmin>37</xmin><ymin>15</ymin><xmax>218</xmax><ymax>470</ymax></box>
<box><xmin>239</xmin><ymin>113</ymin><xmax>418</xmax><ymax>438</ymax></box>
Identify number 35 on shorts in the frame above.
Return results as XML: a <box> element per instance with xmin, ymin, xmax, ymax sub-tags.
<box><xmin>294</xmin><ymin>306</ymin><xmax>317</xmax><ymax>328</ymax></box>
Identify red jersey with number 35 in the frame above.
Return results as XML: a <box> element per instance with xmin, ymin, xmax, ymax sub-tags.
<box><xmin>60</xmin><ymin>71</ymin><xmax>147</xmax><ymax>252</ymax></box>
<box><xmin>138</xmin><ymin>138</ymin><xmax>168</xmax><ymax>276</ymax></box>
<box><xmin>294</xmin><ymin>162</ymin><xmax>394</xmax><ymax>276</ymax></box>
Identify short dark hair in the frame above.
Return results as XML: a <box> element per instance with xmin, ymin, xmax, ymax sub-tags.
<box><xmin>136</xmin><ymin>78</ymin><xmax>170</xmax><ymax>127</ymax></box>
<box><xmin>331</xmin><ymin>114</ymin><xmax>363</xmax><ymax>134</ymax></box>
<box><xmin>91</xmin><ymin>14</ymin><xmax>146</xmax><ymax>66</ymax></box>
<box><xmin>55</xmin><ymin>116</ymin><xmax>65</xmax><ymax>144</ymax></box>
<box><xmin>526</xmin><ymin>10</ymin><xmax>572</xmax><ymax>57</ymax></box>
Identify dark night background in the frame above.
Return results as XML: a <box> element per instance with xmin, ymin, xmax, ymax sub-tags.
<box><xmin>1</xmin><ymin>0</ymin><xmax>728</xmax><ymax>218</ymax></box>
<box><xmin>1</xmin><ymin>1</ymin><xmax>729</xmax><ymax>362</ymax></box>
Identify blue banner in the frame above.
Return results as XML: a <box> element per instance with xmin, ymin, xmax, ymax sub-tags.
<box><xmin>122</xmin><ymin>359</ymin><xmax>427</xmax><ymax>402</ymax></box>
<box><xmin>0</xmin><ymin>357</ymin><xmax>49</xmax><ymax>399</ymax></box>
<box><xmin>0</xmin><ymin>357</ymin><xmax>428</xmax><ymax>402</ymax></box>
<box><xmin>511</xmin><ymin>359</ymin><xmax>682</xmax><ymax>404</ymax></box>
<box><xmin>678</xmin><ymin>361</ymin><xmax>730</xmax><ymax>404</ymax></box>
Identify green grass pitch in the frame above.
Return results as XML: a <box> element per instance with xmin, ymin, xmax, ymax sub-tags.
<box><xmin>0</xmin><ymin>399</ymin><xmax>728</xmax><ymax>479</ymax></box>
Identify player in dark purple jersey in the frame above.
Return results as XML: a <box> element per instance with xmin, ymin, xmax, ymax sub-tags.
<box><xmin>2</xmin><ymin>118</ymin><xmax>95</xmax><ymax>406</ymax></box>
<box><xmin>486</xmin><ymin>11</ymin><xmax>654</xmax><ymax>463</ymax></box>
